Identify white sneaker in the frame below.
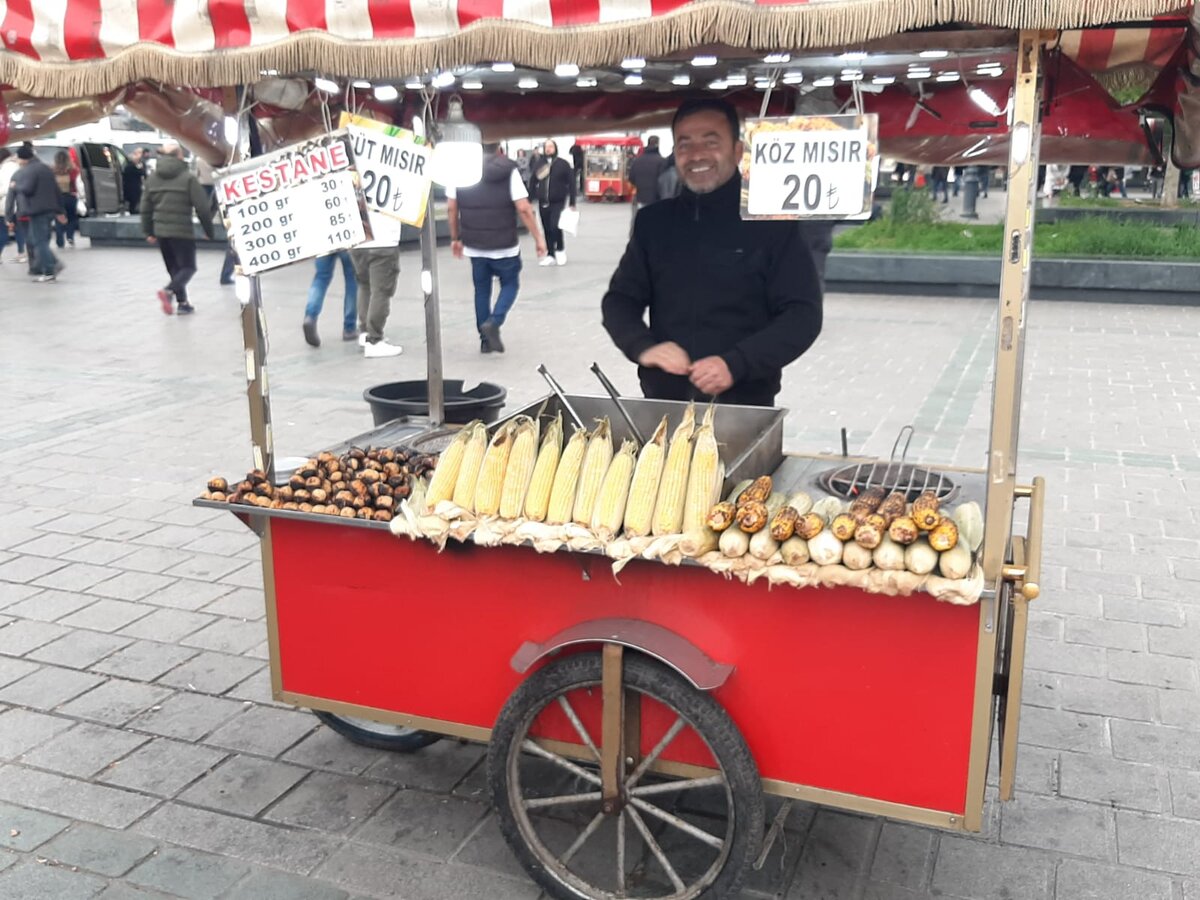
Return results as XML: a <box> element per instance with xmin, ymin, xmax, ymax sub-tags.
<box><xmin>363</xmin><ymin>339</ymin><xmax>403</xmax><ymax>358</ymax></box>
<box><xmin>539</xmin><ymin>256</ymin><xmax>557</xmax><ymax>267</ymax></box>
<box><xmin>556</xmin><ymin>251</ymin><xmax>566</xmax><ymax>266</ymax></box>
<box><xmin>357</xmin><ymin>332</ymin><xmax>370</xmax><ymax>347</ymax></box>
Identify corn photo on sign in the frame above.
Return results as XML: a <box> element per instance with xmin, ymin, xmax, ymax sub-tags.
<box><xmin>340</xmin><ymin>112</ymin><xmax>433</xmax><ymax>227</ymax></box>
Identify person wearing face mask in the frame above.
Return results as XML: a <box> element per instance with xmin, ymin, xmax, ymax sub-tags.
<box><xmin>527</xmin><ymin>139</ymin><xmax>576</xmax><ymax>266</ymax></box>
<box><xmin>601</xmin><ymin>98</ymin><xmax>823</xmax><ymax>407</ymax></box>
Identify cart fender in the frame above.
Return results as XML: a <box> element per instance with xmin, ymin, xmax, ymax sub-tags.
<box><xmin>510</xmin><ymin>618</ymin><xmax>734</xmax><ymax>691</ymax></box>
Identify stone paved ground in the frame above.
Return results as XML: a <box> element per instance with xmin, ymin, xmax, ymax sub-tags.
<box><xmin>0</xmin><ymin>202</ymin><xmax>1197</xmax><ymax>900</ymax></box>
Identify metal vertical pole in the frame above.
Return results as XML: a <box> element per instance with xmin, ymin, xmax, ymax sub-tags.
<box><xmin>420</xmin><ymin>187</ymin><xmax>445</xmax><ymax>426</ymax></box>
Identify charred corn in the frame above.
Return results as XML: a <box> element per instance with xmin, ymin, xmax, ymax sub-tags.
<box><xmin>451</xmin><ymin>422</ymin><xmax>489</xmax><ymax>510</ymax></box>
<box><xmin>591</xmin><ymin>439</ymin><xmax>637</xmax><ymax>539</ymax></box>
<box><xmin>652</xmin><ymin>403</ymin><xmax>696</xmax><ymax>536</ymax></box>
<box><xmin>736</xmin><ymin>475</ymin><xmax>772</xmax><ymax>507</ymax></box>
<box><xmin>546</xmin><ymin>426</ymin><xmax>588</xmax><ymax>525</ymax></box>
<box><xmin>522</xmin><ymin>413</ymin><xmax>563</xmax><ymax>522</ymax></box>
<box><xmin>623</xmin><ymin>416</ymin><xmax>668</xmax><ymax>537</ymax></box>
<box><xmin>499</xmin><ymin>418</ymin><xmax>539</xmax><ymax>519</ymax></box>
<box><xmin>572</xmin><ymin>419</ymin><xmax>613</xmax><ymax>526</ymax></box>
<box><xmin>707</xmin><ymin>501</ymin><xmax>737</xmax><ymax>532</ymax></box>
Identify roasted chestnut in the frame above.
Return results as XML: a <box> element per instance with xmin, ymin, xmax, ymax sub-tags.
<box><xmin>382</xmin><ymin>462</ymin><xmax>401</xmax><ymax>478</ymax></box>
<box><xmin>254</xmin><ymin>482</ymin><xmax>273</xmax><ymax>497</ymax></box>
<box><xmin>211</xmin><ymin>491</ymin><xmax>227</xmax><ymax>502</ymax></box>
<box><xmin>293</xmin><ymin>489</ymin><xmax>311</xmax><ymax>503</ymax></box>
<box><xmin>310</xmin><ymin>488</ymin><xmax>328</xmax><ymax>504</ymax></box>
<box><xmin>298</xmin><ymin>503</ymin><xmax>313</xmax><ymax>513</ymax></box>
<box><xmin>374</xmin><ymin>509</ymin><xmax>393</xmax><ymax>523</ymax></box>
<box><xmin>317</xmin><ymin>451</ymin><xmax>336</xmax><ymax>465</ymax></box>
<box><xmin>394</xmin><ymin>483</ymin><xmax>411</xmax><ymax>499</ymax></box>
<box><xmin>248</xmin><ymin>469</ymin><xmax>268</xmax><ymax>484</ymax></box>
<box><xmin>298</xmin><ymin>466</ymin><xmax>318</xmax><ymax>480</ymax></box>
<box><xmin>359</xmin><ymin>469</ymin><xmax>381</xmax><ymax>484</ymax></box>
<box><xmin>387</xmin><ymin>475</ymin><xmax>407</xmax><ymax>489</ymax></box>
<box><xmin>289</xmin><ymin>474</ymin><xmax>306</xmax><ymax>489</ymax></box>
<box><xmin>269</xmin><ymin>499</ymin><xmax>284</xmax><ymax>509</ymax></box>
<box><xmin>339</xmin><ymin>507</ymin><xmax>357</xmax><ymax>519</ymax></box>
<box><xmin>276</xmin><ymin>486</ymin><xmax>294</xmax><ymax>501</ymax></box>
<box><xmin>311</xmin><ymin>504</ymin><xmax>327</xmax><ymax>514</ymax></box>
<box><xmin>351</xmin><ymin>496</ymin><xmax>367</xmax><ymax>510</ymax></box>
<box><xmin>357</xmin><ymin>508</ymin><xmax>374</xmax><ymax>520</ymax></box>
<box><xmin>374</xmin><ymin>495</ymin><xmax>395</xmax><ymax>511</ymax></box>
<box><xmin>349</xmin><ymin>447</ymin><xmax>366</xmax><ymax>461</ymax></box>
<box><xmin>207</xmin><ymin>476</ymin><xmax>229</xmax><ymax>492</ymax></box>
<box><xmin>346</xmin><ymin>457</ymin><xmax>360</xmax><ymax>471</ymax></box>
<box><xmin>334</xmin><ymin>490</ymin><xmax>354</xmax><ymax>505</ymax></box>
<box><xmin>282</xmin><ymin>501</ymin><xmax>299</xmax><ymax>510</ymax></box>
<box><xmin>303</xmin><ymin>476</ymin><xmax>322</xmax><ymax>490</ymax></box>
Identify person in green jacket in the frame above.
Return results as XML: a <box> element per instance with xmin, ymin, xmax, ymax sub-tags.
<box><xmin>141</xmin><ymin>143</ymin><xmax>214</xmax><ymax>315</ymax></box>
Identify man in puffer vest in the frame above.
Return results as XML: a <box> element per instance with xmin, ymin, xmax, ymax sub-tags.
<box><xmin>447</xmin><ymin>143</ymin><xmax>546</xmax><ymax>353</ymax></box>
<box><xmin>141</xmin><ymin>143</ymin><xmax>214</xmax><ymax>315</ymax></box>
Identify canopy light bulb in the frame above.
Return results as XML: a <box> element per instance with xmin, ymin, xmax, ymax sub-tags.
<box><xmin>839</xmin><ymin>51</ymin><xmax>867</xmax><ymax>61</ymax></box>
<box><xmin>492</xmin><ymin>62</ymin><xmax>515</xmax><ymax>72</ymax></box>
<box><xmin>813</xmin><ymin>76</ymin><xmax>835</xmax><ymax>87</ymax></box>
<box><xmin>576</xmin><ymin>77</ymin><xmax>598</xmax><ymax>88</ymax></box>
<box><xmin>781</xmin><ymin>72</ymin><xmax>804</xmax><ymax>84</ymax></box>
<box><xmin>624</xmin><ymin>74</ymin><xmax>643</xmax><ymax>86</ymax></box>
<box><xmin>872</xmin><ymin>75</ymin><xmax>896</xmax><ymax>85</ymax></box>
<box><xmin>936</xmin><ymin>72</ymin><xmax>960</xmax><ymax>83</ymax></box>
<box><xmin>432</xmin><ymin>72</ymin><xmax>456</xmax><ymax>88</ymax></box>
<box><xmin>621</xmin><ymin>57</ymin><xmax>646</xmax><ymax>70</ymax></box>
<box><xmin>554</xmin><ymin>63</ymin><xmax>580</xmax><ymax>77</ymax></box>
<box><xmin>672</xmin><ymin>74</ymin><xmax>692</xmax><ymax>86</ymax></box>
<box><xmin>517</xmin><ymin>77</ymin><xmax>539</xmax><ymax>89</ymax></box>
<box><xmin>313</xmin><ymin>77</ymin><xmax>339</xmax><ymax>94</ymax></box>
<box><xmin>462</xmin><ymin>80</ymin><xmax>483</xmax><ymax>90</ymax></box>
<box><xmin>1010</xmin><ymin>122</ymin><xmax>1031</xmax><ymax>167</ymax></box>
<box><xmin>968</xmin><ymin>87</ymin><xmax>1002</xmax><ymax>116</ymax></box>
<box><xmin>691</xmin><ymin>56</ymin><xmax>718</xmax><ymax>67</ymax></box>
<box><xmin>763</xmin><ymin>52</ymin><xmax>791</xmax><ymax>64</ymax></box>
<box><xmin>405</xmin><ymin>79</ymin><xmax>424</xmax><ymax>90</ymax></box>
<box><xmin>373</xmin><ymin>84</ymin><xmax>399</xmax><ymax>101</ymax></box>
<box><xmin>920</xmin><ymin>50</ymin><xmax>949</xmax><ymax>59</ymax></box>
<box><xmin>222</xmin><ymin>116</ymin><xmax>239</xmax><ymax>145</ymax></box>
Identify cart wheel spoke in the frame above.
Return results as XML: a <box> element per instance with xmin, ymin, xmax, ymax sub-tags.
<box><xmin>625</xmin><ymin>715</ymin><xmax>686</xmax><ymax>789</ymax></box>
<box><xmin>521</xmin><ymin>739</ymin><xmax>601</xmax><ymax>786</ymax></box>
<box><xmin>626</xmin><ymin>803</ymin><xmax>687</xmax><ymax>893</ymax></box>
<box><xmin>629</xmin><ymin>775</ymin><xmax>726</xmax><ymax>797</ymax></box>
<box><xmin>556</xmin><ymin>695</ymin><xmax>602</xmax><ymax>761</ymax></box>
<box><xmin>616</xmin><ymin>807</ymin><xmax>626</xmax><ymax>896</ymax></box>
<box><xmin>523</xmin><ymin>791</ymin><xmax>603</xmax><ymax>810</ymax></box>
<box><xmin>629</xmin><ymin>796</ymin><xmax>725</xmax><ymax>851</ymax></box>
<box><xmin>559</xmin><ymin>810</ymin><xmax>607</xmax><ymax>866</ymax></box>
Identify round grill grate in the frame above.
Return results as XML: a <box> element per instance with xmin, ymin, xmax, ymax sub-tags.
<box><xmin>816</xmin><ymin>463</ymin><xmax>958</xmax><ymax>504</ymax></box>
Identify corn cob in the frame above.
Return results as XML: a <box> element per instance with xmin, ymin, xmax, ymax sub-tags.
<box><xmin>451</xmin><ymin>422</ymin><xmax>489</xmax><ymax>510</ymax></box>
<box><xmin>652</xmin><ymin>403</ymin><xmax>696</xmax><ymax>536</ymax></box>
<box><xmin>707</xmin><ymin>501</ymin><xmax>737</xmax><ymax>532</ymax></box>
<box><xmin>499</xmin><ymin>418</ymin><xmax>540</xmax><ymax>519</ymax></box>
<box><xmin>573</xmin><ymin>418</ymin><xmax>614</xmax><ymax>526</ymax></box>
<box><xmin>473</xmin><ymin>420</ymin><xmax>518</xmax><ymax>516</ymax></box>
<box><xmin>736</xmin><ymin>475</ymin><xmax>772</xmax><ymax>507</ymax></box>
<box><xmin>522</xmin><ymin>413</ymin><xmax>563</xmax><ymax>522</ymax></box>
<box><xmin>591</xmin><ymin>439</ymin><xmax>637</xmax><ymax>539</ymax></box>
<box><xmin>546</xmin><ymin>426</ymin><xmax>588</xmax><ymax>525</ymax></box>
<box><xmin>681</xmin><ymin>406</ymin><xmax>721</xmax><ymax>534</ymax></box>
<box><xmin>912</xmin><ymin>491</ymin><xmax>941</xmax><ymax>530</ymax></box>
<box><xmin>423</xmin><ymin>421</ymin><xmax>478</xmax><ymax>510</ymax></box>
<box><xmin>622</xmin><ymin>416</ymin><xmax>668</xmax><ymax>537</ymax></box>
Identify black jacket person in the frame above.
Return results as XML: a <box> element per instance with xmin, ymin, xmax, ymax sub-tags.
<box><xmin>601</xmin><ymin>99</ymin><xmax>823</xmax><ymax>407</ymax></box>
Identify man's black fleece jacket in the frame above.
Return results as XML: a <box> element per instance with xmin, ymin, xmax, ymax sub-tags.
<box><xmin>601</xmin><ymin>173</ymin><xmax>823</xmax><ymax>407</ymax></box>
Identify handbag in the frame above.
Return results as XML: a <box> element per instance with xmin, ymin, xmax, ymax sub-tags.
<box><xmin>559</xmin><ymin>206</ymin><xmax>580</xmax><ymax>236</ymax></box>
<box><xmin>76</xmin><ymin>197</ymin><xmax>87</xmax><ymax>216</ymax></box>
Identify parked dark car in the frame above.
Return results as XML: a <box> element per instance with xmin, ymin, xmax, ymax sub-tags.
<box><xmin>28</xmin><ymin>141</ymin><xmax>129</xmax><ymax>216</ymax></box>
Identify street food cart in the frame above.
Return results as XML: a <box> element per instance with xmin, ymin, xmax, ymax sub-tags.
<box><xmin>578</xmin><ymin>135</ymin><xmax>643</xmax><ymax>202</ymax></box>
<box><xmin>3</xmin><ymin>2</ymin><xmax>1194</xmax><ymax>897</ymax></box>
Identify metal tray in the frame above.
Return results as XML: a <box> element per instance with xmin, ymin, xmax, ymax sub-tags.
<box><xmin>497</xmin><ymin>393</ymin><xmax>785</xmax><ymax>494</ymax></box>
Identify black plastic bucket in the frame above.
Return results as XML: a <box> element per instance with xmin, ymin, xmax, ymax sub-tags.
<box><xmin>363</xmin><ymin>380</ymin><xmax>507</xmax><ymax>426</ymax></box>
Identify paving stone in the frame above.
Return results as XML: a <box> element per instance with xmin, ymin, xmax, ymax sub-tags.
<box><xmin>931</xmin><ymin>836</ymin><xmax>1053</xmax><ymax>900</ymax></box>
<box><xmin>33</xmin><ymin>563</ymin><xmax>124</xmax><ymax>593</ymax></box>
<box><xmin>1054</xmin><ymin>858</ymin><xmax>1173</xmax><ymax>900</ymax></box>
<box><xmin>368</xmin><ymin>737</ymin><xmax>486</xmax><ymax>792</ymax></box>
<box><xmin>41</xmin><ymin>823</ymin><xmax>159</xmax><ymax>877</ymax></box>
<box><xmin>223</xmin><ymin>667</ymin><xmax>289</xmax><ymax>708</ymax></box>
<box><xmin>1116</xmin><ymin>810</ymin><xmax>1200</xmax><ymax>876</ymax></box>
<box><xmin>40</xmin><ymin>513</ymin><xmax>118</xmax><ymax>536</ymax></box>
<box><xmin>180</xmin><ymin>530</ymin><xmax>259</xmax><ymax>557</ymax></box>
<box><xmin>199</xmin><ymin>588</ymin><xmax>265</xmax><ymax>620</ymax></box>
<box><xmin>3</xmin><ymin>588</ymin><xmax>99</xmax><ymax>622</ymax></box>
<box><xmin>60</xmin><ymin>680</ymin><xmax>174</xmax><ymax>727</ymax></box>
<box><xmin>155</xmin><ymin>651</ymin><xmax>263</xmax><ymax>695</ymax></box>
<box><xmin>265</xmin><ymin>770</ymin><xmax>394</xmax><ymax>833</ymax></box>
<box><xmin>0</xmin><ymin>666</ymin><xmax>105</xmax><ymax>711</ymax></box>
<box><xmin>162</xmin><ymin>553</ymin><xmax>251</xmax><ymax>583</ymax></box>
<box><xmin>178</xmin><ymin>618</ymin><xmax>266</xmax><ymax>656</ymax></box>
<box><xmin>1017</xmin><ymin>706</ymin><xmax>1109</xmax><ymax>755</ymax></box>
<box><xmin>0</xmin><ymin>619</ymin><xmax>71</xmax><ymax>655</ymax></box>
<box><xmin>112</xmin><ymin>546</ymin><xmax>199</xmax><ymax>575</ymax></box>
<box><xmin>127</xmin><ymin>692</ymin><xmax>243</xmax><ymax>742</ymax></box>
<box><xmin>87</xmin><ymin>573</ymin><xmax>178</xmax><ymax>604</ymax></box>
<box><xmin>140</xmin><ymin>581</ymin><xmax>234</xmax><ymax>612</ymax></box>
<box><xmin>90</xmin><ymin>640</ymin><xmax>200</xmax><ymax>682</ymax></box>
<box><xmin>118</xmin><ymin>608</ymin><xmax>214</xmax><ymax>644</ymax></box>
<box><xmin>1065</xmin><ymin>617</ymin><xmax>1147</xmax><ymax>651</ymax></box>
<box><xmin>998</xmin><ymin>793</ymin><xmax>1110</xmax><ymax>859</ymax></box>
<box><xmin>27</xmin><ymin>630</ymin><xmax>133</xmax><ymax>670</ymax></box>
<box><xmin>1104</xmin><ymin>596</ymin><xmax>1186</xmax><ymax>627</ymax></box>
<box><xmin>1058</xmin><ymin>753</ymin><xmax>1167</xmax><ymax>813</ymax></box>
<box><xmin>1052</xmin><ymin>672</ymin><xmax>1158</xmax><ymax>722</ymax></box>
<box><xmin>0</xmin><ymin>555</ymin><xmax>69</xmax><ymax>584</ymax></box>
<box><xmin>203</xmin><ymin>704</ymin><xmax>316</xmax><ymax>758</ymax></box>
<box><xmin>282</xmin><ymin>726</ymin><xmax>387</xmax><ymax>777</ymax></box>
<box><xmin>132</xmin><ymin>801</ymin><xmax>338</xmax><ymax>875</ymax></box>
<box><xmin>1171</xmin><ymin>770</ymin><xmax>1200</xmax><ymax>820</ymax></box>
<box><xmin>868</xmin><ymin>820</ymin><xmax>933</xmax><ymax>890</ymax></box>
<box><xmin>178</xmin><ymin>754</ymin><xmax>308</xmax><ymax>817</ymax></box>
<box><xmin>0</xmin><ymin>581</ymin><xmax>41</xmax><ymax>611</ymax></box>
<box><xmin>1147</xmin><ymin>619</ymin><xmax>1200</xmax><ymax>659</ymax></box>
<box><xmin>99</xmin><ymin>738</ymin><xmax>226</xmax><ymax>797</ymax></box>
<box><xmin>223</xmin><ymin>867</ymin><xmax>350</xmax><ymax>900</ymax></box>
<box><xmin>132</xmin><ymin>525</ymin><xmax>214</xmax><ymax>551</ymax></box>
<box><xmin>0</xmin><ymin>765</ymin><xmax>159</xmax><ymax>828</ymax></box>
<box><xmin>0</xmin><ymin>849</ymin><xmax>14</xmax><ymax>873</ymax></box>
<box><xmin>0</xmin><ymin>859</ymin><xmax>108</xmax><ymax>900</ymax></box>
<box><xmin>127</xmin><ymin>846</ymin><xmax>250</xmax><ymax>900</ymax></box>
<box><xmin>61</xmin><ymin>540</ymin><xmax>139</xmax><ymax>567</ymax></box>
<box><xmin>1159</xmin><ymin>688</ymin><xmax>1200</xmax><ymax>728</ymax></box>
<box><xmin>0</xmin><ymin>655</ymin><xmax>39</xmax><ymax>690</ymax></box>
<box><xmin>21</xmin><ymin>721</ymin><xmax>150</xmax><ymax>779</ymax></box>
<box><xmin>95</xmin><ymin>882</ymin><xmax>178</xmax><ymax>899</ymax></box>
<box><xmin>0</xmin><ymin>800</ymin><xmax>71</xmax><ymax>850</ymax></box>
<box><xmin>12</xmin><ymin>532</ymin><xmax>99</xmax><ymax>559</ymax></box>
<box><xmin>82</xmin><ymin>519</ymin><xmax>160</xmax><ymax>543</ymax></box>
<box><xmin>0</xmin><ymin>707</ymin><xmax>74</xmax><ymax>760</ymax></box>
<box><xmin>59</xmin><ymin>598</ymin><xmax>154</xmax><ymax>633</ymax></box>
<box><xmin>217</xmin><ymin>564</ymin><xmax>263</xmax><ymax>589</ymax></box>
<box><xmin>1026</xmin><ymin>636</ymin><xmax>1107</xmax><ymax>678</ymax></box>
<box><xmin>353</xmin><ymin>788</ymin><xmax>489</xmax><ymax>858</ymax></box>
<box><xmin>1111</xmin><ymin>720</ymin><xmax>1200</xmax><ymax>769</ymax></box>
<box><xmin>1108</xmin><ymin>648</ymin><xmax>1197</xmax><ymax>690</ymax></box>
<box><xmin>451</xmin><ymin>813</ymin><xmax>537</xmax><ymax>882</ymax></box>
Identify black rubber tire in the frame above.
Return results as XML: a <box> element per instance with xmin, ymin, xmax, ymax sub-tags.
<box><xmin>488</xmin><ymin>652</ymin><xmax>764</xmax><ymax>900</ymax></box>
<box><xmin>313</xmin><ymin>710</ymin><xmax>441</xmax><ymax>753</ymax></box>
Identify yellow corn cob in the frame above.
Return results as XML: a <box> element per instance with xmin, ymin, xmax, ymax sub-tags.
<box><xmin>423</xmin><ymin>420</ymin><xmax>478</xmax><ymax>511</ymax></box>
<box><xmin>499</xmin><ymin>418</ymin><xmax>539</xmax><ymax>519</ymax></box>
<box><xmin>652</xmin><ymin>403</ymin><xmax>696</xmax><ymax>536</ymax></box>
<box><xmin>473</xmin><ymin>420</ymin><xmax>517</xmax><ymax>516</ymax></box>
<box><xmin>451</xmin><ymin>422</ymin><xmax>489</xmax><ymax>510</ymax></box>
<box><xmin>681</xmin><ymin>416</ymin><xmax>720</xmax><ymax>534</ymax></box>
<box><xmin>572</xmin><ymin>418</ymin><xmax>613</xmax><ymax>526</ymax></box>
<box><xmin>591</xmin><ymin>439</ymin><xmax>637</xmax><ymax>539</ymax></box>
<box><xmin>546</xmin><ymin>426</ymin><xmax>588</xmax><ymax>525</ymax></box>
<box><xmin>622</xmin><ymin>416</ymin><xmax>668</xmax><ymax>537</ymax></box>
<box><xmin>522</xmin><ymin>413</ymin><xmax>563</xmax><ymax>522</ymax></box>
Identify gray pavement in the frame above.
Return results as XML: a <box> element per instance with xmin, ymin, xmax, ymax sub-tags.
<box><xmin>0</xmin><ymin>202</ymin><xmax>1198</xmax><ymax>900</ymax></box>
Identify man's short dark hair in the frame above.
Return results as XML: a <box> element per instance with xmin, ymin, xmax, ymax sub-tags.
<box><xmin>16</xmin><ymin>144</ymin><xmax>34</xmax><ymax>160</ymax></box>
<box><xmin>672</xmin><ymin>98</ymin><xmax>740</xmax><ymax>141</ymax></box>
<box><xmin>646</xmin><ymin>135</ymin><xmax>659</xmax><ymax>148</ymax></box>
<box><xmin>482</xmin><ymin>141</ymin><xmax>502</xmax><ymax>155</ymax></box>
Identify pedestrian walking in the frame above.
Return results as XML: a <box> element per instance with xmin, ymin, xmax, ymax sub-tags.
<box><xmin>51</xmin><ymin>150</ymin><xmax>82</xmax><ymax>248</ymax></box>
<box><xmin>569</xmin><ymin>142</ymin><xmax>585</xmax><ymax>192</ymax></box>
<box><xmin>930</xmin><ymin>166</ymin><xmax>950</xmax><ymax>203</ymax></box>
<box><xmin>302</xmin><ymin>250</ymin><xmax>359</xmax><ymax>347</ymax></box>
<box><xmin>123</xmin><ymin>147</ymin><xmax>147</xmax><ymax>213</ymax></box>
<box><xmin>350</xmin><ymin>215</ymin><xmax>404</xmax><ymax>358</ymax></box>
<box><xmin>140</xmin><ymin>142</ymin><xmax>214</xmax><ymax>315</ymax></box>
<box><xmin>1150</xmin><ymin>165</ymin><xmax>1165</xmax><ymax>200</ymax></box>
<box><xmin>0</xmin><ymin>148</ymin><xmax>17</xmax><ymax>263</ymax></box>
<box><xmin>628</xmin><ymin>136</ymin><xmax>668</xmax><ymax>209</ymax></box>
<box><xmin>528</xmin><ymin>140</ymin><xmax>576</xmax><ymax>266</ymax></box>
<box><xmin>11</xmin><ymin>144</ymin><xmax>66</xmax><ymax>283</ymax></box>
<box><xmin>448</xmin><ymin>142</ymin><xmax>547</xmax><ymax>354</ymax></box>
<box><xmin>657</xmin><ymin>153</ymin><xmax>681</xmax><ymax>201</ymax></box>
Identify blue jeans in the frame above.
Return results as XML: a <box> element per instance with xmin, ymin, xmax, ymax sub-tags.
<box><xmin>27</xmin><ymin>213</ymin><xmax>58</xmax><ymax>276</ymax></box>
<box><xmin>470</xmin><ymin>254</ymin><xmax>522</xmax><ymax>330</ymax></box>
<box><xmin>304</xmin><ymin>251</ymin><xmax>358</xmax><ymax>332</ymax></box>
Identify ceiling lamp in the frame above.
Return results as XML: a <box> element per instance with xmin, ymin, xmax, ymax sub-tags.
<box><xmin>920</xmin><ymin>50</ymin><xmax>949</xmax><ymax>59</ymax></box>
<box><xmin>625</xmin><ymin>74</ymin><xmax>643</xmax><ymax>85</ymax></box>
<box><xmin>555</xmin><ymin>63</ymin><xmax>580</xmax><ymax>77</ymax></box>
<box><xmin>692</xmin><ymin>55</ymin><xmax>718</xmax><ymax>67</ymax></box>
<box><xmin>431</xmin><ymin>96</ymin><xmax>483</xmax><ymax>189</ymax></box>
<box><xmin>621</xmin><ymin>57</ymin><xmax>646</xmax><ymax>69</ymax></box>
<box><xmin>373</xmin><ymin>84</ymin><xmax>399</xmax><ymax>101</ymax></box>
<box><xmin>517</xmin><ymin>77</ymin><xmax>539</xmax><ymax>89</ymax></box>
<box><xmin>672</xmin><ymin>74</ymin><xmax>692</xmax><ymax>86</ymax></box>
<box><xmin>492</xmin><ymin>62</ymin><xmax>515</xmax><ymax>72</ymax></box>
<box><xmin>763</xmin><ymin>53</ymin><xmax>790</xmax><ymax>64</ymax></box>
<box><xmin>313</xmin><ymin>77</ymin><xmax>339</xmax><ymax>94</ymax></box>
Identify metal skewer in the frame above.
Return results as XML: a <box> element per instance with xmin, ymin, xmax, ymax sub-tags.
<box><xmin>536</xmin><ymin>364</ymin><xmax>586</xmax><ymax>431</ymax></box>
<box><xmin>589</xmin><ymin>362</ymin><xmax>645</xmax><ymax>447</ymax></box>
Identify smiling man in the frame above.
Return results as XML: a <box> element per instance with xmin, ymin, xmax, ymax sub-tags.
<box><xmin>601</xmin><ymin>98</ymin><xmax>824</xmax><ymax>407</ymax></box>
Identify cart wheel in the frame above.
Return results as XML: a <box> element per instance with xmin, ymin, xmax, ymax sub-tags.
<box><xmin>313</xmin><ymin>711</ymin><xmax>441</xmax><ymax>753</ymax></box>
<box><xmin>488</xmin><ymin>651</ymin><xmax>763</xmax><ymax>899</ymax></box>
<box><xmin>603</xmin><ymin>188</ymin><xmax>619</xmax><ymax>202</ymax></box>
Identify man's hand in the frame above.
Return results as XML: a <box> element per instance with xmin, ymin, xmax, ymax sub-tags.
<box><xmin>637</xmin><ymin>342</ymin><xmax>691</xmax><ymax>376</ymax></box>
<box><xmin>146</xmin><ymin>236</ymin><xmax>157</xmax><ymax>245</ymax></box>
<box><xmin>451</xmin><ymin>239</ymin><xmax>463</xmax><ymax>259</ymax></box>
<box><xmin>535</xmin><ymin>239</ymin><xmax>548</xmax><ymax>258</ymax></box>
<box><xmin>689</xmin><ymin>356</ymin><xmax>734</xmax><ymax>397</ymax></box>
<box><xmin>56</xmin><ymin>214</ymin><xmax>67</xmax><ymax>225</ymax></box>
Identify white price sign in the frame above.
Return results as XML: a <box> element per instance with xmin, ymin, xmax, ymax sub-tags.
<box><xmin>216</xmin><ymin>132</ymin><xmax>372</xmax><ymax>275</ymax></box>
<box><xmin>740</xmin><ymin>114</ymin><xmax>878</xmax><ymax>220</ymax></box>
<box><xmin>341</xmin><ymin>112</ymin><xmax>432</xmax><ymax>227</ymax></box>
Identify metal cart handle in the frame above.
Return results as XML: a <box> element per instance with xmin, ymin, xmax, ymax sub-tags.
<box><xmin>1005</xmin><ymin>476</ymin><xmax>1045</xmax><ymax>600</ymax></box>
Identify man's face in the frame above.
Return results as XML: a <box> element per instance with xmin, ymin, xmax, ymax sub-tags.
<box><xmin>673</xmin><ymin>109</ymin><xmax>743</xmax><ymax>195</ymax></box>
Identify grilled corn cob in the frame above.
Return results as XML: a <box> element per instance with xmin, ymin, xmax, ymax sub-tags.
<box><xmin>736</xmin><ymin>475</ymin><xmax>772</xmax><ymax>507</ymax></box>
<box><xmin>831</xmin><ymin>513</ymin><xmax>858</xmax><ymax>542</ymax></box>
<box><xmin>522</xmin><ymin>413</ymin><xmax>563</xmax><ymax>522</ymax></box>
<box><xmin>474</xmin><ymin>420</ymin><xmax>518</xmax><ymax>516</ymax></box>
<box><xmin>591</xmin><ymin>440</ymin><xmax>637</xmax><ymax>539</ymax></box>
<box><xmin>623</xmin><ymin>416</ymin><xmax>668</xmax><ymax>537</ymax></box>
<box><xmin>572</xmin><ymin>419</ymin><xmax>613</xmax><ymax>526</ymax></box>
<box><xmin>681</xmin><ymin>407</ymin><xmax>721</xmax><ymax>534</ymax></box>
<box><xmin>423</xmin><ymin>421</ymin><xmax>477</xmax><ymax>510</ymax></box>
<box><xmin>652</xmin><ymin>403</ymin><xmax>696</xmax><ymax>536</ymax></box>
<box><xmin>451</xmin><ymin>422</ymin><xmax>489</xmax><ymax>510</ymax></box>
<box><xmin>912</xmin><ymin>491</ymin><xmax>941</xmax><ymax>531</ymax></box>
<box><xmin>499</xmin><ymin>418</ymin><xmax>539</xmax><ymax>519</ymax></box>
<box><xmin>707</xmin><ymin>501</ymin><xmax>737</xmax><ymax>532</ymax></box>
<box><xmin>546</xmin><ymin>426</ymin><xmax>588</xmax><ymax>525</ymax></box>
